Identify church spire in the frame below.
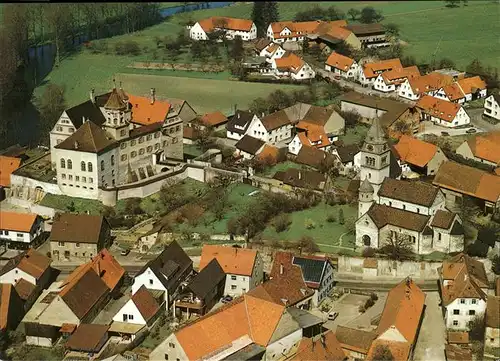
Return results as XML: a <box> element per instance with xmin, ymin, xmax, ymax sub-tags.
<box><xmin>365</xmin><ymin>116</ymin><xmax>387</xmax><ymax>145</ymax></box>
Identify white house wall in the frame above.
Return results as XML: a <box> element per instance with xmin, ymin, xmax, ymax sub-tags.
<box><xmin>398</xmin><ymin>79</ymin><xmax>420</xmax><ymax>101</ymax></box>
<box><xmin>112</xmin><ymin>298</ymin><xmax>146</xmax><ymax>325</ymax></box>
<box><xmin>132</xmin><ymin>267</ymin><xmax>168</xmax><ymax>307</ymax></box>
<box><xmin>445</xmin><ymin>298</ymin><xmax>487</xmax><ymax>330</ymax></box>
<box><xmin>224</xmin><ymin>274</ymin><xmax>251</xmax><ymax>297</ymax></box>
<box><xmin>0</xmin><ymin>268</ymin><xmax>37</xmax><ymax>286</ymax></box>
<box><xmin>266</xmin><ymin>328</ymin><xmax>303</xmax><ymax>361</ymax></box>
<box><xmin>150</xmin><ymin>334</ymin><xmax>188</xmax><ymax>361</ymax></box>
<box><xmin>189</xmin><ymin>23</ymin><xmax>208</xmax><ymax>40</ymax></box>
<box><xmin>483</xmin><ymin>95</ymin><xmax>500</xmax><ymax>120</ymax></box>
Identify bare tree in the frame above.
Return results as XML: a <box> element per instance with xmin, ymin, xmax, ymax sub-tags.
<box><xmin>381</xmin><ymin>233</ymin><xmax>414</xmax><ymax>261</ymax></box>
<box><xmin>372</xmin><ymin>345</ymin><xmax>394</xmax><ymax>361</ymax></box>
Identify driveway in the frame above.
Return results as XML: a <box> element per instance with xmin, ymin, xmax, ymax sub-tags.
<box><xmin>467</xmin><ymin>107</ymin><xmax>500</xmax><ymax>132</ymax></box>
<box><xmin>319</xmin><ymin>293</ymin><xmax>376</xmax><ymax>332</ymax></box>
<box><xmin>413</xmin><ymin>292</ymin><xmax>446</xmax><ymax>361</ymax></box>
<box><xmin>416</xmin><ymin>121</ymin><xmax>484</xmax><ymax>137</ymax></box>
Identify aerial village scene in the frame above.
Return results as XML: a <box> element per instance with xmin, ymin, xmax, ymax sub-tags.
<box><xmin>0</xmin><ymin>1</ymin><xmax>499</xmax><ymax>361</ymax></box>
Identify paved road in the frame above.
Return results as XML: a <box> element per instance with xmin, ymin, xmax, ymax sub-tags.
<box><xmin>467</xmin><ymin>107</ymin><xmax>500</xmax><ymax>132</ymax></box>
<box><xmin>413</xmin><ymin>292</ymin><xmax>446</xmax><ymax>361</ymax></box>
<box><xmin>336</xmin><ymin>278</ymin><xmax>439</xmax><ymax>291</ymax></box>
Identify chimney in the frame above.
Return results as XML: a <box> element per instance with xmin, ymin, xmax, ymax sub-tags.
<box><xmin>150</xmin><ymin>88</ymin><xmax>155</xmax><ymax>105</ymax></box>
<box><xmin>74</xmin><ymin>141</ymin><xmax>79</xmax><ymax>149</ymax></box>
<box><xmin>261</xmin><ymin>112</ymin><xmax>265</xmax><ymax>118</ymax></box>
<box><xmin>280</xmin><ymin>263</ymin><xmax>284</xmax><ymax>275</ymax></box>
<box><xmin>464</xmin><ymin>274</ymin><xmax>468</xmax><ymax>282</ymax></box>
<box><xmin>90</xmin><ymin>89</ymin><xmax>95</xmax><ymax>104</ymax></box>
<box><xmin>298</xmin><ymin>171</ymin><xmax>302</xmax><ymax>180</ymax></box>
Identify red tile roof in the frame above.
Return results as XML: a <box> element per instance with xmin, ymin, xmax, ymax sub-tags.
<box><xmin>326</xmin><ymin>52</ymin><xmax>355</xmax><ymax>71</ymax></box>
<box><xmin>132</xmin><ymin>286</ymin><xmax>161</xmax><ymax>323</ymax></box>
<box><xmin>408</xmin><ymin>72</ymin><xmax>454</xmax><ymax>95</ymax></box>
<box><xmin>363</xmin><ymin>58</ymin><xmax>403</xmax><ymax>79</ymax></box>
<box><xmin>0</xmin><ymin>211</ymin><xmax>39</xmax><ymax>233</ymax></box>
<box><xmin>457</xmin><ymin>76</ymin><xmax>487</xmax><ymax>94</ymax></box>
<box><xmin>0</xmin><ymin>156</ymin><xmax>21</xmax><ymax>187</ymax></box>
<box><xmin>275</xmin><ymin>52</ymin><xmax>306</xmax><ymax>74</ymax></box>
<box><xmin>466</xmin><ymin>130</ymin><xmax>500</xmax><ymax>165</ymax></box>
<box><xmin>442</xmin><ymin>83</ymin><xmax>465</xmax><ymax>101</ymax></box>
<box><xmin>291</xmin><ymin>331</ymin><xmax>346</xmax><ymax>361</ymax></box>
<box><xmin>200</xmin><ymin>111</ymin><xmax>228</xmax><ymax>127</ymax></box>
<box><xmin>128</xmin><ymin>94</ymin><xmax>170</xmax><ymax>126</ymax></box>
<box><xmin>381</xmin><ymin>66</ymin><xmax>420</xmax><ymax>85</ymax></box>
<box><xmin>416</xmin><ymin>95</ymin><xmax>462</xmax><ymax>122</ymax></box>
<box><xmin>198</xmin><ymin>17</ymin><xmax>254</xmax><ymax>32</ymax></box>
<box><xmin>199</xmin><ymin>245</ymin><xmax>257</xmax><ymax>276</ymax></box>
<box><xmin>394</xmin><ymin>135</ymin><xmax>438</xmax><ymax>167</ymax></box>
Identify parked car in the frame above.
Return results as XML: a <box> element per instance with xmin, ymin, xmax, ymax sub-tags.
<box><xmin>328</xmin><ymin>312</ymin><xmax>339</xmax><ymax>321</ymax></box>
<box><xmin>466</xmin><ymin>128</ymin><xmax>477</xmax><ymax>134</ymax></box>
<box><xmin>441</xmin><ymin>131</ymin><xmax>450</xmax><ymax>136</ymax></box>
<box><xmin>221</xmin><ymin>295</ymin><xmax>233</xmax><ymax>304</ymax></box>
<box><xmin>120</xmin><ymin>249</ymin><xmax>130</xmax><ymax>256</ymax></box>
<box><xmin>334</xmin><ymin>75</ymin><xmax>341</xmax><ymax>80</ymax></box>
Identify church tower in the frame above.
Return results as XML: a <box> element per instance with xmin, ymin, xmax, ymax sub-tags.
<box><xmin>359</xmin><ymin>116</ymin><xmax>391</xmax><ymax>198</ymax></box>
<box><xmin>358</xmin><ymin>177</ymin><xmax>374</xmax><ymax>217</ymax></box>
<box><xmin>102</xmin><ymin>81</ymin><xmax>131</xmax><ymax>141</ymax></box>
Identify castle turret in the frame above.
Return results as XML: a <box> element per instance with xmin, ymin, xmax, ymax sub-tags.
<box><xmin>102</xmin><ymin>84</ymin><xmax>131</xmax><ymax>141</ymax></box>
<box><xmin>358</xmin><ymin>177</ymin><xmax>374</xmax><ymax>217</ymax></box>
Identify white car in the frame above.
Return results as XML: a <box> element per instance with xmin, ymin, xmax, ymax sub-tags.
<box><xmin>328</xmin><ymin>312</ymin><xmax>339</xmax><ymax>321</ymax></box>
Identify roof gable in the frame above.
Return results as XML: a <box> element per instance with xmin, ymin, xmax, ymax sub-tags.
<box><xmin>0</xmin><ymin>248</ymin><xmax>51</xmax><ymax>280</ymax></box>
<box><xmin>128</xmin><ymin>94</ymin><xmax>170</xmax><ymax>126</ymax></box>
<box><xmin>55</xmin><ymin>120</ymin><xmax>116</xmax><ymax>153</ymax></box>
<box><xmin>132</xmin><ymin>286</ymin><xmax>161</xmax><ymax>322</ymax></box>
<box><xmin>0</xmin><ymin>211</ymin><xmax>38</xmax><ymax>233</ymax></box>
<box><xmin>199</xmin><ymin>245</ymin><xmax>257</xmax><ymax>276</ymax></box>
<box><xmin>235</xmin><ymin>135</ymin><xmax>265</xmax><ymax>155</ymax></box>
<box><xmin>378</xmin><ymin>178</ymin><xmax>440</xmax><ymax>207</ymax></box>
<box><xmin>366</xmin><ymin>204</ymin><xmax>430</xmax><ymax>232</ymax></box>
<box><xmin>416</xmin><ymin>95</ymin><xmax>462</xmax><ymax>122</ymax></box>
<box><xmin>393</xmin><ymin>135</ymin><xmax>438</xmax><ymax>167</ymax></box>
<box><xmin>50</xmin><ymin>213</ymin><xmax>106</xmax><ymax>244</ymax></box>
<box><xmin>0</xmin><ymin>156</ymin><xmax>21</xmax><ymax>187</ymax></box>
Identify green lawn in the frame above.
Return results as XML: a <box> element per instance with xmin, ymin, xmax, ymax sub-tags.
<box><xmin>342</xmin><ymin>124</ymin><xmax>369</xmax><ymax>145</ymax></box>
<box><xmin>114</xmin><ymin>73</ymin><xmax>304</xmax><ymax>114</ymax></box>
<box><xmin>261</xmin><ymin>203</ymin><xmax>357</xmax><ymax>246</ymax></box>
<box><xmin>260</xmin><ymin>161</ymin><xmax>304</xmax><ymax>177</ymax></box>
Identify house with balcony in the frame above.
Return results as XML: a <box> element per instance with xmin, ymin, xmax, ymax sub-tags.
<box><xmin>325</xmin><ymin>52</ymin><xmax>359</xmax><ymax>80</ymax></box>
<box><xmin>0</xmin><ymin>211</ymin><xmax>44</xmax><ymax>250</ymax></box>
<box><xmin>416</xmin><ymin>95</ymin><xmax>471</xmax><ymax>128</ymax></box>
<box><xmin>483</xmin><ymin>94</ymin><xmax>500</xmax><ymax>121</ymax></box>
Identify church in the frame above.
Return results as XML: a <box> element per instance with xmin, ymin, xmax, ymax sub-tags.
<box><xmin>355</xmin><ymin>118</ymin><xmax>464</xmax><ymax>254</ymax></box>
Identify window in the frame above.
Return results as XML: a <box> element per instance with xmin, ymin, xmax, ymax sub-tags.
<box><xmin>168</xmin><ymin>343</ymin><xmax>175</xmax><ymax>348</ymax></box>
<box><xmin>453</xmin><ymin>309</ymin><xmax>460</xmax><ymax>315</ymax></box>
<box><xmin>56</xmin><ymin>126</ymin><xmax>63</xmax><ymax>132</ymax></box>
<box><xmin>147</xmin><ymin>134</ymin><xmax>152</xmax><ymax>141</ymax></box>
<box><xmin>131</xmin><ymin>139</ymin><xmax>136</xmax><ymax>146</ymax></box>
<box><xmin>170</xmin><ymin>127</ymin><xmax>174</xmax><ymax>134</ymax></box>
<box><xmin>75</xmin><ymin>176</ymin><xmax>79</xmax><ymax>182</ymax></box>
<box><xmin>453</xmin><ymin>320</ymin><xmax>459</xmax><ymax>326</ymax></box>
<box><xmin>231</xmin><ymin>285</ymin><xmax>237</xmax><ymax>290</ymax></box>
<box><xmin>231</xmin><ymin>275</ymin><xmax>237</xmax><ymax>280</ymax></box>
<box><xmin>460</xmin><ymin>299</ymin><xmax>466</xmax><ymax>304</ymax></box>
<box><xmin>176</xmin><ymin>125</ymin><xmax>180</xmax><ymax>132</ymax></box>
<box><xmin>81</xmin><ymin>161</ymin><xmax>86</xmax><ymax>171</ymax></box>
<box><xmin>69</xmin><ymin>128</ymin><xmax>75</xmax><ymax>133</ymax></box>
<box><xmin>4</xmin><ymin>231</ymin><xmax>7</xmax><ymax>236</ymax></box>
<box><xmin>121</xmin><ymin>142</ymin><xmax>127</xmax><ymax>149</ymax></box>
<box><xmin>82</xmin><ymin>177</ymin><xmax>86</xmax><ymax>182</ymax></box>
<box><xmin>67</xmin><ymin>159</ymin><xmax>72</xmax><ymax>169</ymax></box>
<box><xmin>131</xmin><ymin>151</ymin><xmax>137</xmax><ymax>158</ymax></box>
<box><xmin>62</xmin><ymin>174</ymin><xmax>66</xmax><ymax>179</ymax></box>
<box><xmin>89</xmin><ymin>177</ymin><xmax>93</xmax><ymax>183</ymax></box>
<box><xmin>60</xmin><ymin>159</ymin><xmax>66</xmax><ymax>168</ymax></box>
<box><xmin>155</xmin><ymin>143</ymin><xmax>160</xmax><ymax>149</ymax></box>
<box><xmin>88</xmin><ymin>162</ymin><xmax>93</xmax><ymax>172</ymax></box>
<box><xmin>139</xmin><ymin>136</ymin><xmax>144</xmax><ymax>144</ymax></box>
<box><xmin>471</xmin><ymin>299</ymin><xmax>477</xmax><ymax>304</ymax></box>
<box><xmin>128</xmin><ymin>314</ymin><xmax>134</xmax><ymax>320</ymax></box>
<box><xmin>17</xmin><ymin>233</ymin><xmax>23</xmax><ymax>238</ymax></box>
<box><xmin>155</xmin><ymin>132</ymin><xmax>161</xmax><ymax>138</ymax></box>
<box><xmin>121</xmin><ymin>154</ymin><xmax>127</xmax><ymax>161</ymax></box>
<box><xmin>68</xmin><ymin>175</ymin><xmax>73</xmax><ymax>181</ymax></box>
<box><xmin>139</xmin><ymin>148</ymin><xmax>145</xmax><ymax>155</ymax></box>
<box><xmin>101</xmin><ymin>160</ymin><xmax>105</xmax><ymax>171</ymax></box>
<box><xmin>164</xmin><ymin>354</ymin><xmax>168</xmax><ymax>360</ymax></box>
<box><xmin>111</xmin><ymin>155</ymin><xmax>115</xmax><ymax>166</ymax></box>
<box><xmin>469</xmin><ymin>310</ymin><xmax>475</xmax><ymax>316</ymax></box>
<box><xmin>75</xmin><ymin>243</ymin><xmax>80</xmax><ymax>248</ymax></box>
<box><xmin>149</xmin><ymin>279</ymin><xmax>153</xmax><ymax>285</ymax></box>
<box><xmin>58</xmin><ymin>242</ymin><xmax>65</xmax><ymax>246</ymax></box>
<box><xmin>438</xmin><ymin>233</ymin><xmax>442</xmax><ymax>241</ymax></box>
<box><xmin>147</xmin><ymin>146</ymin><xmax>153</xmax><ymax>153</ymax></box>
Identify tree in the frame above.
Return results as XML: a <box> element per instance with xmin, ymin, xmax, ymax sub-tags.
<box><xmin>462</xmin><ymin>0</ymin><xmax>468</xmax><ymax>5</ymax></box>
<box><xmin>36</xmin><ymin>83</ymin><xmax>66</xmax><ymax>144</ymax></box>
<box><xmin>274</xmin><ymin>213</ymin><xmax>291</xmax><ymax>233</ymax></box>
<box><xmin>339</xmin><ymin>110</ymin><xmax>361</xmax><ymax>128</ymax></box>
<box><xmin>360</xmin><ymin>7</ymin><xmax>382</xmax><ymax>24</ymax></box>
<box><xmin>326</xmin><ymin>6</ymin><xmax>345</xmax><ymax>20</ymax></box>
<box><xmin>230</xmin><ymin>36</ymin><xmax>244</xmax><ymax>62</ymax></box>
<box><xmin>492</xmin><ymin>254</ymin><xmax>500</xmax><ymax>275</ymax></box>
<box><xmin>297</xmin><ymin>236</ymin><xmax>319</xmax><ymax>254</ymax></box>
<box><xmin>445</xmin><ymin>0</ymin><xmax>461</xmax><ymax>7</ymax></box>
<box><xmin>381</xmin><ymin>233</ymin><xmax>414</xmax><ymax>261</ymax></box>
<box><xmin>251</xmin><ymin>2</ymin><xmax>266</xmax><ymax>37</ymax></box>
<box><xmin>45</xmin><ymin>4</ymin><xmax>73</xmax><ymax>67</ymax></box>
<box><xmin>347</xmin><ymin>8</ymin><xmax>361</xmax><ymax>21</ymax></box>
<box><xmin>268</xmin><ymin>89</ymin><xmax>292</xmax><ymax>112</ymax></box>
<box><xmin>334</xmin><ymin>40</ymin><xmax>354</xmax><ymax>57</ymax></box>
<box><xmin>439</xmin><ymin>57</ymin><xmax>456</xmax><ymax>69</ymax></box>
<box><xmin>338</xmin><ymin>208</ymin><xmax>345</xmax><ymax>225</ymax></box>
<box><xmin>372</xmin><ymin>345</ymin><xmax>394</xmax><ymax>361</ymax></box>
<box><xmin>264</xmin><ymin>1</ymin><xmax>280</xmax><ymax>27</ymax></box>
<box><xmin>384</xmin><ymin>23</ymin><xmax>400</xmax><ymax>38</ymax></box>
<box><xmin>469</xmin><ymin>315</ymin><xmax>485</xmax><ymax>341</ymax></box>
<box><xmin>393</xmin><ymin>119</ymin><xmax>411</xmax><ymax>135</ymax></box>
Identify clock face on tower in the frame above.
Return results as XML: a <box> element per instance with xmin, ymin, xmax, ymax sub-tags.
<box><xmin>367</xmin><ymin>145</ymin><xmax>373</xmax><ymax>151</ymax></box>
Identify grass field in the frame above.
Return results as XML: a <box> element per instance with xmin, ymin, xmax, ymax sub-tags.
<box><xmin>114</xmin><ymin>73</ymin><xmax>304</xmax><ymax>114</ymax></box>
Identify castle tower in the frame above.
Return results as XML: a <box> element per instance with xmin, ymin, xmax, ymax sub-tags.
<box><xmin>359</xmin><ymin>116</ymin><xmax>391</xmax><ymax>199</ymax></box>
<box><xmin>102</xmin><ymin>81</ymin><xmax>131</xmax><ymax>141</ymax></box>
<box><xmin>358</xmin><ymin>177</ymin><xmax>374</xmax><ymax>217</ymax></box>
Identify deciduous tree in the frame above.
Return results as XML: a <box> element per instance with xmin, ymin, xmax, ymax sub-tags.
<box><xmin>36</xmin><ymin>83</ymin><xmax>66</xmax><ymax>144</ymax></box>
<box><xmin>372</xmin><ymin>345</ymin><xmax>394</xmax><ymax>361</ymax></box>
<box><xmin>347</xmin><ymin>8</ymin><xmax>361</xmax><ymax>21</ymax></box>
<box><xmin>360</xmin><ymin>6</ymin><xmax>383</xmax><ymax>24</ymax></box>
<box><xmin>381</xmin><ymin>233</ymin><xmax>414</xmax><ymax>261</ymax></box>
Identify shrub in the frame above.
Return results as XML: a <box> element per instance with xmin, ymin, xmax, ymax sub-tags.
<box><xmin>326</xmin><ymin>213</ymin><xmax>336</xmax><ymax>223</ymax></box>
<box><xmin>338</xmin><ymin>208</ymin><xmax>345</xmax><ymax>225</ymax></box>
<box><xmin>364</xmin><ymin>298</ymin><xmax>375</xmax><ymax>309</ymax></box>
<box><xmin>274</xmin><ymin>213</ymin><xmax>291</xmax><ymax>233</ymax></box>
<box><xmin>370</xmin><ymin>292</ymin><xmax>379</xmax><ymax>301</ymax></box>
<box><xmin>358</xmin><ymin>305</ymin><xmax>366</xmax><ymax>313</ymax></box>
<box><xmin>362</xmin><ymin>247</ymin><xmax>376</xmax><ymax>257</ymax></box>
<box><xmin>115</xmin><ymin>40</ymin><xmax>140</xmax><ymax>56</ymax></box>
<box><xmin>305</xmin><ymin>218</ymin><xmax>316</xmax><ymax>229</ymax></box>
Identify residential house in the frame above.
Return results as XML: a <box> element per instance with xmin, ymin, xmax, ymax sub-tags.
<box><xmin>484</xmin><ymin>296</ymin><xmax>500</xmax><ymax>359</ymax></box>
<box><xmin>112</xmin><ymin>285</ymin><xmax>162</xmax><ymax>328</ymax></box>
<box><xmin>416</xmin><ymin>95</ymin><xmax>471</xmax><ymax>128</ymax></box>
<box><xmin>174</xmin><ymin>258</ymin><xmax>226</xmax><ymax>318</ymax></box>
<box><xmin>0</xmin><ymin>211</ymin><xmax>44</xmax><ymax>249</ymax></box>
<box><xmin>226</xmin><ymin>110</ymin><xmax>259</xmax><ymax>141</ymax></box>
<box><xmin>266</xmin><ymin>20</ymin><xmax>344</xmax><ymax>43</ymax></box>
<box><xmin>433</xmin><ymin>82</ymin><xmax>466</xmax><ymax>104</ymax></box>
<box><xmin>65</xmin><ymin>324</ymin><xmax>110</xmax><ymax>358</ymax></box>
<box><xmin>456</xmin><ymin>130</ymin><xmax>500</xmax><ymax>167</ymax></box>
<box><xmin>393</xmin><ymin>135</ymin><xmax>448</xmax><ymax>177</ymax></box>
<box><xmin>182</xmin><ymin>126</ymin><xmax>199</xmax><ymax>145</ymax></box>
<box><xmin>273</xmin><ymin>168</ymin><xmax>328</xmax><ymax>193</ymax></box>
<box><xmin>255</xmin><ymin>144</ymin><xmax>283</xmax><ymax>165</ymax></box>
<box><xmin>433</xmin><ymin>161</ymin><xmax>500</xmax><ymax>214</ymax></box>
<box><xmin>344</xmin><ymin>23</ymin><xmax>389</xmax><ymax>48</ymax></box>
<box><xmin>291</xmin><ymin>103</ymin><xmax>346</xmax><ymax>140</ymax></box>
<box><xmin>132</xmin><ymin>241</ymin><xmax>193</xmax><ymax>308</ymax></box>
<box><xmin>256</xmin><ymin>40</ymin><xmax>286</xmax><ymax>64</ymax></box>
<box><xmin>483</xmin><ymin>93</ymin><xmax>500</xmax><ymax>121</ymax></box>
<box><xmin>272</xmin><ymin>52</ymin><xmax>315</xmax><ymax>80</ymax></box>
<box><xmin>339</xmin><ymin>91</ymin><xmax>420</xmax><ymax>133</ymax></box>
<box><xmin>189</xmin><ymin>17</ymin><xmax>257</xmax><ymax>41</ymax></box>
<box><xmin>150</xmin><ymin>289</ymin><xmax>312</xmax><ymax>361</ymax></box>
<box><xmin>457</xmin><ymin>76</ymin><xmax>487</xmax><ymax>101</ymax></box>
<box><xmin>199</xmin><ymin>245</ymin><xmax>263</xmax><ymax>297</ymax></box>
<box><xmin>356</xmin><ymin>178</ymin><xmax>464</xmax><ymax>254</ymax></box>
<box><xmin>439</xmin><ymin>253</ymin><xmax>489</xmax><ymax>330</ymax></box>
<box><xmin>49</xmin><ymin>213</ymin><xmax>111</xmax><ymax>261</ymax></box>
<box><xmin>373</xmin><ymin>66</ymin><xmax>420</xmax><ymax>93</ymax></box>
<box><xmin>288</xmin><ymin>121</ymin><xmax>332</xmax><ymax>155</ymax></box>
<box><xmin>23</xmin><ymin>249</ymin><xmax>124</xmax><ymax>346</ymax></box>
<box><xmin>336</xmin><ymin>278</ymin><xmax>425</xmax><ymax>361</ymax></box>
<box><xmin>359</xmin><ymin>58</ymin><xmax>403</xmax><ymax>87</ymax></box>
<box><xmin>49</xmin><ymin>86</ymin><xmax>186</xmax><ymax>201</ymax></box>
<box><xmin>290</xmin><ymin>331</ymin><xmax>347</xmax><ymax>361</ymax></box>
<box><xmin>398</xmin><ymin>72</ymin><xmax>453</xmax><ymax>101</ymax></box>
<box><xmin>0</xmin><ymin>155</ymin><xmax>21</xmax><ymax>195</ymax></box>
<box><xmin>0</xmin><ymin>249</ymin><xmax>52</xmax><ymax>307</ymax></box>
<box><xmin>325</xmin><ymin>52</ymin><xmax>359</xmax><ymax>79</ymax></box>
<box><xmin>235</xmin><ymin>135</ymin><xmax>266</xmax><ymax>160</ymax></box>
<box><xmin>294</xmin><ymin>146</ymin><xmax>337</xmax><ymax>172</ymax></box>
<box><xmin>331</xmin><ymin>144</ymin><xmax>361</xmax><ymax>175</ymax></box>
<box><xmin>0</xmin><ymin>284</ymin><xmax>25</xmax><ymax>332</ymax></box>
<box><xmin>272</xmin><ymin>253</ymin><xmax>336</xmax><ymax>307</ymax></box>
<box><xmin>197</xmin><ymin>110</ymin><xmax>228</xmax><ymax>131</ymax></box>
<box><xmin>311</xmin><ymin>22</ymin><xmax>362</xmax><ymax>50</ymax></box>
<box><xmin>247</xmin><ymin>109</ymin><xmax>294</xmax><ymax>145</ymax></box>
